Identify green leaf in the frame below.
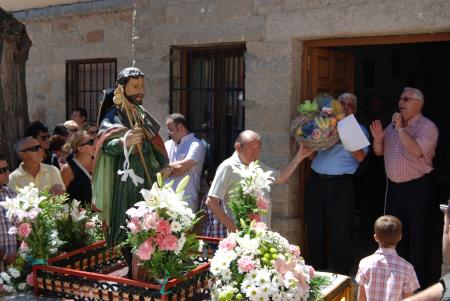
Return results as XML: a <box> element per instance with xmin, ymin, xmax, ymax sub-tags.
<box><xmin>175</xmin><ymin>175</ymin><xmax>190</xmax><ymax>193</ymax></box>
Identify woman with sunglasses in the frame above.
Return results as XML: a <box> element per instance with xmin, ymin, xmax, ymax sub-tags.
<box><xmin>60</xmin><ymin>131</ymin><xmax>96</xmax><ymax>207</ymax></box>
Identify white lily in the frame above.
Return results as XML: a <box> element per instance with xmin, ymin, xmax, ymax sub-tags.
<box><xmin>70</xmin><ymin>207</ymin><xmax>87</xmax><ymax>222</ymax></box>
<box><xmin>0</xmin><ymin>196</ymin><xmax>19</xmax><ymax>221</ymax></box>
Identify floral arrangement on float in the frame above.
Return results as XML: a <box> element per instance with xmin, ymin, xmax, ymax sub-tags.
<box><xmin>0</xmin><ymin>184</ymin><xmax>102</xmax><ymax>295</ymax></box>
<box><xmin>228</xmin><ymin>161</ymin><xmax>274</xmax><ymax>227</ymax></box>
<box><xmin>122</xmin><ymin>174</ymin><xmax>203</xmax><ymax>283</ymax></box>
<box><xmin>55</xmin><ymin>199</ymin><xmax>103</xmax><ymax>252</ymax></box>
<box><xmin>290</xmin><ymin>94</ymin><xmax>344</xmax><ymax>150</ymax></box>
<box><xmin>210</xmin><ymin>222</ymin><xmax>329</xmax><ymax>301</ymax></box>
<box><xmin>211</xmin><ymin>160</ymin><xmax>329</xmax><ymax>301</ymax></box>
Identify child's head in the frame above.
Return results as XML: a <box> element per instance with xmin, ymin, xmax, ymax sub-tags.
<box><xmin>374</xmin><ymin>215</ymin><xmax>402</xmax><ymax>248</ymax></box>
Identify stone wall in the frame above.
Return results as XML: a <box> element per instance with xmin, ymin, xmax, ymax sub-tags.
<box><xmin>16</xmin><ymin>0</ymin><xmax>450</xmax><ymax>244</ymax></box>
<box><xmin>14</xmin><ymin>0</ymin><xmax>134</xmax><ymax>130</ymax></box>
<box><xmin>132</xmin><ymin>0</ymin><xmax>450</xmax><ymax>244</ymax></box>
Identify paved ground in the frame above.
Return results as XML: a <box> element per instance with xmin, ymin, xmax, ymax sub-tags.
<box><xmin>0</xmin><ymin>294</ymin><xmax>59</xmax><ymax>300</ymax></box>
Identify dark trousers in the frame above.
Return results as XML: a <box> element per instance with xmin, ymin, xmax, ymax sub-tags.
<box><xmin>385</xmin><ymin>174</ymin><xmax>432</xmax><ymax>287</ymax></box>
<box><xmin>305</xmin><ymin>171</ymin><xmax>354</xmax><ymax>275</ymax></box>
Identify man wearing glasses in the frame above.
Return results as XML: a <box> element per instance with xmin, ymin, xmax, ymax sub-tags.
<box><xmin>370</xmin><ymin>87</ymin><xmax>439</xmax><ymax>287</ymax></box>
<box><xmin>0</xmin><ymin>153</ymin><xmax>16</xmax><ymax>270</ymax></box>
<box><xmin>304</xmin><ymin>93</ymin><xmax>369</xmax><ymax>276</ymax></box>
<box><xmin>24</xmin><ymin>120</ymin><xmax>59</xmax><ymax>169</ymax></box>
<box><xmin>8</xmin><ymin>137</ymin><xmax>65</xmax><ymax>195</ymax></box>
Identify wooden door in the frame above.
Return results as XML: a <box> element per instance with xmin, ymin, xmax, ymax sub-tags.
<box><xmin>298</xmin><ymin>47</ymin><xmax>354</xmax><ymax>247</ymax></box>
<box><xmin>308</xmin><ymin>48</ymin><xmax>354</xmax><ymax>98</ymax></box>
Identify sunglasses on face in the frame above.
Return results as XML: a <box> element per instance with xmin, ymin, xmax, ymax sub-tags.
<box><xmin>80</xmin><ymin>139</ymin><xmax>95</xmax><ymax>146</ymax></box>
<box><xmin>69</xmin><ymin>128</ymin><xmax>79</xmax><ymax>133</ymax></box>
<box><xmin>0</xmin><ymin>166</ymin><xmax>10</xmax><ymax>174</ymax></box>
<box><xmin>21</xmin><ymin>145</ymin><xmax>41</xmax><ymax>153</ymax></box>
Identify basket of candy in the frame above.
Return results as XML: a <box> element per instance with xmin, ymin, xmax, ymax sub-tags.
<box><xmin>290</xmin><ymin>94</ymin><xmax>345</xmax><ymax>150</ymax></box>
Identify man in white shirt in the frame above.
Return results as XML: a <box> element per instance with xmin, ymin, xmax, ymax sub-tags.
<box><xmin>165</xmin><ymin>113</ymin><xmax>205</xmax><ymax>212</ymax></box>
<box><xmin>8</xmin><ymin>137</ymin><xmax>65</xmax><ymax>195</ymax></box>
<box><xmin>206</xmin><ymin>130</ymin><xmax>312</xmax><ymax>234</ymax></box>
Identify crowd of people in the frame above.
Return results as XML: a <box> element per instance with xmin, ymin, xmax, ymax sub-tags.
<box><xmin>0</xmin><ymin>65</ymin><xmax>446</xmax><ymax>300</ymax></box>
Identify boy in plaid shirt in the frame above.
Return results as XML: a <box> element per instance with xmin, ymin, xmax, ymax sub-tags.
<box><xmin>356</xmin><ymin>215</ymin><xmax>420</xmax><ymax>301</ymax></box>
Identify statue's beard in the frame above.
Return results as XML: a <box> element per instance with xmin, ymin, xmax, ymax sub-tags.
<box><xmin>125</xmin><ymin>93</ymin><xmax>143</xmax><ymax>106</ymax></box>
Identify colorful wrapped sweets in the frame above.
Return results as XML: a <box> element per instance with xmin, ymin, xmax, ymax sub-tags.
<box><xmin>290</xmin><ymin>94</ymin><xmax>344</xmax><ymax>150</ymax></box>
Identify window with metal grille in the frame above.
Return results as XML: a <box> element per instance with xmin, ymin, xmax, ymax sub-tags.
<box><xmin>66</xmin><ymin>59</ymin><xmax>117</xmax><ymax>123</ymax></box>
<box><xmin>170</xmin><ymin>44</ymin><xmax>246</xmax><ymax>175</ymax></box>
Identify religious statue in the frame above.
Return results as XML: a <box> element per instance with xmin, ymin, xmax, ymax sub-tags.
<box><xmin>92</xmin><ymin>67</ymin><xmax>169</xmax><ymax>248</ymax></box>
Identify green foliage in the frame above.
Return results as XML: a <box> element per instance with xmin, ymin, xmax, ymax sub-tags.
<box><xmin>229</xmin><ymin>185</ymin><xmax>259</xmax><ymax>230</ymax></box>
<box><xmin>308</xmin><ymin>275</ymin><xmax>332</xmax><ymax>301</ymax></box>
<box><xmin>25</xmin><ymin>191</ymin><xmax>66</xmax><ymax>260</ymax></box>
<box><xmin>55</xmin><ymin>207</ymin><xmax>103</xmax><ymax>252</ymax></box>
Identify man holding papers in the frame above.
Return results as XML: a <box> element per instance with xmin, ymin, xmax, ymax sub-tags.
<box><xmin>305</xmin><ymin>92</ymin><xmax>369</xmax><ymax>275</ymax></box>
<box><xmin>370</xmin><ymin>87</ymin><xmax>438</xmax><ymax>287</ymax></box>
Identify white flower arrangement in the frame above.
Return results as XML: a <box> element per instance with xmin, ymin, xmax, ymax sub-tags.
<box><xmin>229</xmin><ymin>161</ymin><xmax>274</xmax><ymax>227</ymax></box>
<box><xmin>232</xmin><ymin>161</ymin><xmax>274</xmax><ymax>197</ymax></box>
<box><xmin>210</xmin><ymin>222</ymin><xmax>320</xmax><ymax>301</ymax></box>
<box><xmin>0</xmin><ymin>266</ymin><xmax>31</xmax><ymax>295</ymax></box>
<box><xmin>124</xmin><ymin>174</ymin><xmax>203</xmax><ymax>281</ymax></box>
<box><xmin>0</xmin><ymin>183</ymin><xmax>64</xmax><ymax>260</ymax></box>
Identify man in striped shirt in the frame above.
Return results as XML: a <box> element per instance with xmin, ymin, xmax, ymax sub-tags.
<box><xmin>0</xmin><ymin>153</ymin><xmax>17</xmax><ymax>270</ymax></box>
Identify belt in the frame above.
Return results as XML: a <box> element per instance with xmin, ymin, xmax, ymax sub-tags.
<box><xmin>313</xmin><ymin>171</ymin><xmax>353</xmax><ymax>179</ymax></box>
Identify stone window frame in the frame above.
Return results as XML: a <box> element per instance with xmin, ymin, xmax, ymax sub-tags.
<box><xmin>169</xmin><ymin>43</ymin><xmax>246</xmax><ymax>173</ymax></box>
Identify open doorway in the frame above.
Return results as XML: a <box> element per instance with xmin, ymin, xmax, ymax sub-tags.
<box><xmin>300</xmin><ymin>33</ymin><xmax>450</xmax><ymax>284</ymax></box>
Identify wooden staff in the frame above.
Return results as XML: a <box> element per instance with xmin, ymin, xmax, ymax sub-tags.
<box><xmin>118</xmin><ymin>85</ymin><xmax>152</xmax><ymax>184</ymax></box>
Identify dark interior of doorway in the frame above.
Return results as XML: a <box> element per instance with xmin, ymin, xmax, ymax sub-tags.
<box><xmin>331</xmin><ymin>41</ymin><xmax>450</xmax><ymax>284</ymax></box>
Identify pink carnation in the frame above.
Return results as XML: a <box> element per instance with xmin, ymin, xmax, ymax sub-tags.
<box><xmin>85</xmin><ymin>221</ymin><xmax>95</xmax><ymax>229</ymax></box>
<box><xmin>18</xmin><ymin>223</ymin><xmax>32</xmax><ymax>238</ymax></box>
<box><xmin>156</xmin><ymin>220</ymin><xmax>172</xmax><ymax>236</ymax></box>
<box><xmin>136</xmin><ymin>239</ymin><xmax>154</xmax><ymax>260</ymax></box>
<box><xmin>20</xmin><ymin>241</ymin><xmax>29</xmax><ymax>251</ymax></box>
<box><xmin>308</xmin><ymin>265</ymin><xmax>315</xmax><ymax>278</ymax></box>
<box><xmin>256</xmin><ymin>197</ymin><xmax>269</xmax><ymax>211</ymax></box>
<box><xmin>289</xmin><ymin>244</ymin><xmax>301</xmax><ymax>258</ymax></box>
<box><xmin>249</xmin><ymin>213</ymin><xmax>261</xmax><ymax>222</ymax></box>
<box><xmin>143</xmin><ymin>212</ymin><xmax>158</xmax><ymax>230</ymax></box>
<box><xmin>127</xmin><ymin>218</ymin><xmax>142</xmax><ymax>234</ymax></box>
<box><xmin>218</xmin><ymin>237</ymin><xmax>236</xmax><ymax>251</ymax></box>
<box><xmin>237</xmin><ymin>256</ymin><xmax>256</xmax><ymax>273</ymax></box>
<box><xmin>155</xmin><ymin>234</ymin><xmax>178</xmax><ymax>251</ymax></box>
<box><xmin>251</xmin><ymin>222</ymin><xmax>267</xmax><ymax>232</ymax></box>
<box><xmin>26</xmin><ymin>273</ymin><xmax>34</xmax><ymax>286</ymax></box>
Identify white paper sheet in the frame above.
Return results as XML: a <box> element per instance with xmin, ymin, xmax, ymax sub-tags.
<box><xmin>337</xmin><ymin>114</ymin><xmax>370</xmax><ymax>151</ymax></box>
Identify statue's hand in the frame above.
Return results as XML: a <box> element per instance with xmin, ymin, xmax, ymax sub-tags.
<box><xmin>124</xmin><ymin>127</ymin><xmax>144</xmax><ymax>147</ymax></box>
<box><xmin>113</xmin><ymin>84</ymin><xmax>125</xmax><ymax>105</ymax></box>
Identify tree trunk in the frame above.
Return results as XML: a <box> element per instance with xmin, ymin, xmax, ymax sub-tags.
<box><xmin>0</xmin><ymin>7</ymin><xmax>32</xmax><ymax>168</ymax></box>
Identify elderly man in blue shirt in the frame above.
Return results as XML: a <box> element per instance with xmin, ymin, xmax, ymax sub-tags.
<box><xmin>305</xmin><ymin>93</ymin><xmax>369</xmax><ymax>275</ymax></box>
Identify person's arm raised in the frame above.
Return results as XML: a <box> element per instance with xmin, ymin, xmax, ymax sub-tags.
<box><xmin>274</xmin><ymin>143</ymin><xmax>314</xmax><ymax>184</ymax></box>
<box><xmin>370</xmin><ymin>120</ymin><xmax>385</xmax><ymax>156</ymax></box>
